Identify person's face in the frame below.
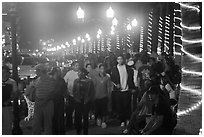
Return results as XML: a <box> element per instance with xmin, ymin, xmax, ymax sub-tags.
<box><xmin>73</xmin><ymin>63</ymin><xmax>79</xmax><ymax>71</ymax></box>
<box><xmin>2</xmin><ymin>69</ymin><xmax>10</xmax><ymax>80</ymax></box>
<box><xmin>86</xmin><ymin>65</ymin><xmax>92</xmax><ymax>73</ymax></box>
<box><xmin>117</xmin><ymin>57</ymin><xmax>124</xmax><ymax>65</ymax></box>
<box><xmin>99</xmin><ymin>66</ymin><xmax>105</xmax><ymax>74</ymax></box>
<box><xmin>135</xmin><ymin>60</ymin><xmax>142</xmax><ymax>69</ymax></box>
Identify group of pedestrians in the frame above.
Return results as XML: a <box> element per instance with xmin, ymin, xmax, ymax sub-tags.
<box><xmin>2</xmin><ymin>51</ymin><xmax>181</xmax><ymax>135</ymax></box>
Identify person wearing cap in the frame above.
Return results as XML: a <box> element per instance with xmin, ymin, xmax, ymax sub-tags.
<box><xmin>49</xmin><ymin>67</ymin><xmax>67</xmax><ymax>135</ymax></box>
<box><xmin>26</xmin><ymin>64</ymin><xmax>56</xmax><ymax>134</ymax></box>
<box><xmin>2</xmin><ymin>65</ymin><xmax>17</xmax><ymax>135</ymax></box>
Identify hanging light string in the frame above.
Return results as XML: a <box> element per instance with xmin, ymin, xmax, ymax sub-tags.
<box><xmin>177</xmin><ymin>100</ymin><xmax>202</xmax><ymax>116</ymax></box>
<box><xmin>178</xmin><ymin>2</ymin><xmax>200</xmax><ymax>13</ymax></box>
<box><xmin>182</xmin><ymin>68</ymin><xmax>202</xmax><ymax>76</ymax></box>
<box><xmin>180</xmin><ymin>83</ymin><xmax>202</xmax><ymax>96</ymax></box>
<box><xmin>181</xmin><ymin>23</ymin><xmax>201</xmax><ymax>31</ymax></box>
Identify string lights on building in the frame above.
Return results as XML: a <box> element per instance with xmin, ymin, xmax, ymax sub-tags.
<box><xmin>147</xmin><ymin>10</ymin><xmax>153</xmax><ymax>54</ymax></box>
<box><xmin>139</xmin><ymin>26</ymin><xmax>144</xmax><ymax>52</ymax></box>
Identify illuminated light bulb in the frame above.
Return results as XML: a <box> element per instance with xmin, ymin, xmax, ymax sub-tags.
<box><xmin>81</xmin><ymin>39</ymin><xmax>85</xmax><ymax>43</ymax></box>
<box><xmin>127</xmin><ymin>24</ymin><xmax>132</xmax><ymax>31</ymax></box>
<box><xmin>98</xmin><ymin>29</ymin><xmax>102</xmax><ymax>35</ymax></box>
<box><xmin>73</xmin><ymin>39</ymin><xmax>76</xmax><ymax>45</ymax></box>
<box><xmin>182</xmin><ymin>68</ymin><xmax>202</xmax><ymax>76</ymax></box>
<box><xmin>112</xmin><ymin>17</ymin><xmax>118</xmax><ymax>26</ymax></box>
<box><xmin>77</xmin><ymin>36</ymin><xmax>81</xmax><ymax>41</ymax></box>
<box><xmin>106</xmin><ymin>6</ymin><xmax>114</xmax><ymax>18</ymax></box>
<box><xmin>181</xmin><ymin>48</ymin><xmax>202</xmax><ymax>62</ymax></box>
<box><xmin>131</xmin><ymin>18</ymin><xmax>138</xmax><ymax>27</ymax></box>
<box><xmin>76</xmin><ymin>7</ymin><xmax>85</xmax><ymax>19</ymax></box>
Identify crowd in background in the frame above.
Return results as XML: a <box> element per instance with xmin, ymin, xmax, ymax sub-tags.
<box><xmin>2</xmin><ymin>50</ymin><xmax>182</xmax><ymax>135</ymax></box>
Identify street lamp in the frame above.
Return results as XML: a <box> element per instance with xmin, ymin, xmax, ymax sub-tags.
<box><xmin>131</xmin><ymin>18</ymin><xmax>137</xmax><ymax>27</ymax></box>
<box><xmin>112</xmin><ymin>17</ymin><xmax>118</xmax><ymax>26</ymax></box>
<box><xmin>81</xmin><ymin>38</ymin><xmax>85</xmax><ymax>43</ymax></box>
<box><xmin>77</xmin><ymin>36</ymin><xmax>81</xmax><ymax>41</ymax></box>
<box><xmin>86</xmin><ymin>33</ymin><xmax>91</xmax><ymax>41</ymax></box>
<box><xmin>98</xmin><ymin>29</ymin><xmax>102</xmax><ymax>35</ymax></box>
<box><xmin>73</xmin><ymin>39</ymin><xmax>76</xmax><ymax>45</ymax></box>
<box><xmin>106</xmin><ymin>6</ymin><xmax>114</xmax><ymax>18</ymax></box>
<box><xmin>127</xmin><ymin>24</ymin><xmax>132</xmax><ymax>31</ymax></box>
<box><xmin>76</xmin><ymin>6</ymin><xmax>84</xmax><ymax>19</ymax></box>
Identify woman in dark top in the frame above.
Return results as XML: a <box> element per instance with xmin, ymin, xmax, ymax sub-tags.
<box><xmin>141</xmin><ymin>86</ymin><xmax>174</xmax><ymax>135</ymax></box>
<box><xmin>49</xmin><ymin>67</ymin><xmax>67</xmax><ymax>135</ymax></box>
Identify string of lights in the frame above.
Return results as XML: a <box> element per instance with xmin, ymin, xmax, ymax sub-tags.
<box><xmin>177</xmin><ymin>100</ymin><xmax>202</xmax><ymax>116</ymax></box>
<box><xmin>182</xmin><ymin>68</ymin><xmax>202</xmax><ymax>76</ymax></box>
<box><xmin>180</xmin><ymin>83</ymin><xmax>202</xmax><ymax>96</ymax></box>
<box><xmin>178</xmin><ymin>2</ymin><xmax>200</xmax><ymax>13</ymax></box>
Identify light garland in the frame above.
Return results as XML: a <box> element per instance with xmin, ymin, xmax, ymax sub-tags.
<box><xmin>179</xmin><ymin>2</ymin><xmax>200</xmax><ymax>13</ymax></box>
<box><xmin>181</xmin><ymin>47</ymin><xmax>202</xmax><ymax>62</ymax></box>
<box><xmin>180</xmin><ymin>83</ymin><xmax>202</xmax><ymax>95</ymax></box>
<box><xmin>177</xmin><ymin>100</ymin><xmax>202</xmax><ymax>116</ymax></box>
<box><xmin>182</xmin><ymin>68</ymin><xmax>202</xmax><ymax>76</ymax></box>
<box><xmin>181</xmin><ymin>38</ymin><xmax>202</xmax><ymax>43</ymax></box>
<box><xmin>181</xmin><ymin>23</ymin><xmax>201</xmax><ymax>30</ymax></box>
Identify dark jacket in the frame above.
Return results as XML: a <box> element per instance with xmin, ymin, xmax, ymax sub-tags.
<box><xmin>73</xmin><ymin>78</ymin><xmax>95</xmax><ymax>104</ymax></box>
<box><xmin>111</xmin><ymin>65</ymin><xmax>135</xmax><ymax>91</ymax></box>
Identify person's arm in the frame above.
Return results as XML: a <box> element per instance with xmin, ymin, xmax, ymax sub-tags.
<box><xmin>142</xmin><ymin>115</ymin><xmax>164</xmax><ymax>135</ymax></box>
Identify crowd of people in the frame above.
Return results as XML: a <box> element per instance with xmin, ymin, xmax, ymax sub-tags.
<box><xmin>2</xmin><ymin>51</ymin><xmax>182</xmax><ymax>135</ymax></box>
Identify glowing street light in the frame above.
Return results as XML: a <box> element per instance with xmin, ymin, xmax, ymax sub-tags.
<box><xmin>77</xmin><ymin>36</ymin><xmax>81</xmax><ymax>41</ymax></box>
<box><xmin>106</xmin><ymin>6</ymin><xmax>114</xmax><ymax>18</ymax></box>
<box><xmin>131</xmin><ymin>18</ymin><xmax>138</xmax><ymax>27</ymax></box>
<box><xmin>97</xmin><ymin>29</ymin><xmax>102</xmax><ymax>35</ymax></box>
<box><xmin>76</xmin><ymin>7</ymin><xmax>84</xmax><ymax>19</ymax></box>
<box><xmin>85</xmin><ymin>33</ymin><xmax>90</xmax><ymax>39</ymax></box>
<box><xmin>112</xmin><ymin>17</ymin><xmax>118</xmax><ymax>26</ymax></box>
<box><xmin>81</xmin><ymin>39</ymin><xmax>85</xmax><ymax>43</ymax></box>
<box><xmin>127</xmin><ymin>24</ymin><xmax>132</xmax><ymax>30</ymax></box>
<box><xmin>73</xmin><ymin>39</ymin><xmax>76</xmax><ymax>45</ymax></box>
<box><xmin>97</xmin><ymin>34</ymin><xmax>100</xmax><ymax>39</ymax></box>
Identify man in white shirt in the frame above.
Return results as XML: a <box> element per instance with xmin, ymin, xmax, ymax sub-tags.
<box><xmin>111</xmin><ymin>55</ymin><xmax>136</xmax><ymax>127</ymax></box>
<box><xmin>64</xmin><ymin>61</ymin><xmax>80</xmax><ymax>130</ymax></box>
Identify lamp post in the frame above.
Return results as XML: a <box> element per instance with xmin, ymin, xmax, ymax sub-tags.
<box><xmin>106</xmin><ymin>6</ymin><xmax>114</xmax><ymax>18</ymax></box>
<box><xmin>76</xmin><ymin>6</ymin><xmax>85</xmax><ymax>22</ymax></box>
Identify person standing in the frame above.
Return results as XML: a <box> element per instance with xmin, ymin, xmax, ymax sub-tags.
<box><xmin>49</xmin><ymin>67</ymin><xmax>67</xmax><ymax>135</ymax></box>
<box><xmin>63</xmin><ymin>61</ymin><xmax>80</xmax><ymax>130</ymax></box>
<box><xmin>137</xmin><ymin>56</ymin><xmax>152</xmax><ymax>102</ymax></box>
<box><xmin>93</xmin><ymin>64</ymin><xmax>112</xmax><ymax>128</ymax></box>
<box><xmin>27</xmin><ymin>64</ymin><xmax>56</xmax><ymax>135</ymax></box>
<box><xmin>2</xmin><ymin>65</ymin><xmax>18</xmax><ymax>135</ymax></box>
<box><xmin>111</xmin><ymin>55</ymin><xmax>135</xmax><ymax>127</ymax></box>
<box><xmin>73</xmin><ymin>71</ymin><xmax>95</xmax><ymax>135</ymax></box>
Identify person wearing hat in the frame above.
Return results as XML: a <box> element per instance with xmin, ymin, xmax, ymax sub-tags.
<box><xmin>49</xmin><ymin>67</ymin><xmax>67</xmax><ymax>135</ymax></box>
<box><xmin>26</xmin><ymin>64</ymin><xmax>56</xmax><ymax>134</ymax></box>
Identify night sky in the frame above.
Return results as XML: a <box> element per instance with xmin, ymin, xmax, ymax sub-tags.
<box><xmin>2</xmin><ymin>2</ymin><xmax>158</xmax><ymax>50</ymax></box>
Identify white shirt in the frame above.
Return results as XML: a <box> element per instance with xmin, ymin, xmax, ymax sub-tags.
<box><xmin>133</xmin><ymin>69</ymin><xmax>138</xmax><ymax>87</ymax></box>
<box><xmin>64</xmin><ymin>70</ymin><xmax>79</xmax><ymax>96</ymax></box>
<box><xmin>117</xmin><ymin>64</ymin><xmax>129</xmax><ymax>92</ymax></box>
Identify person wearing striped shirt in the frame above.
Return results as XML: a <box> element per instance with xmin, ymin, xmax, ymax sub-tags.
<box><xmin>26</xmin><ymin>64</ymin><xmax>56</xmax><ymax>135</ymax></box>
